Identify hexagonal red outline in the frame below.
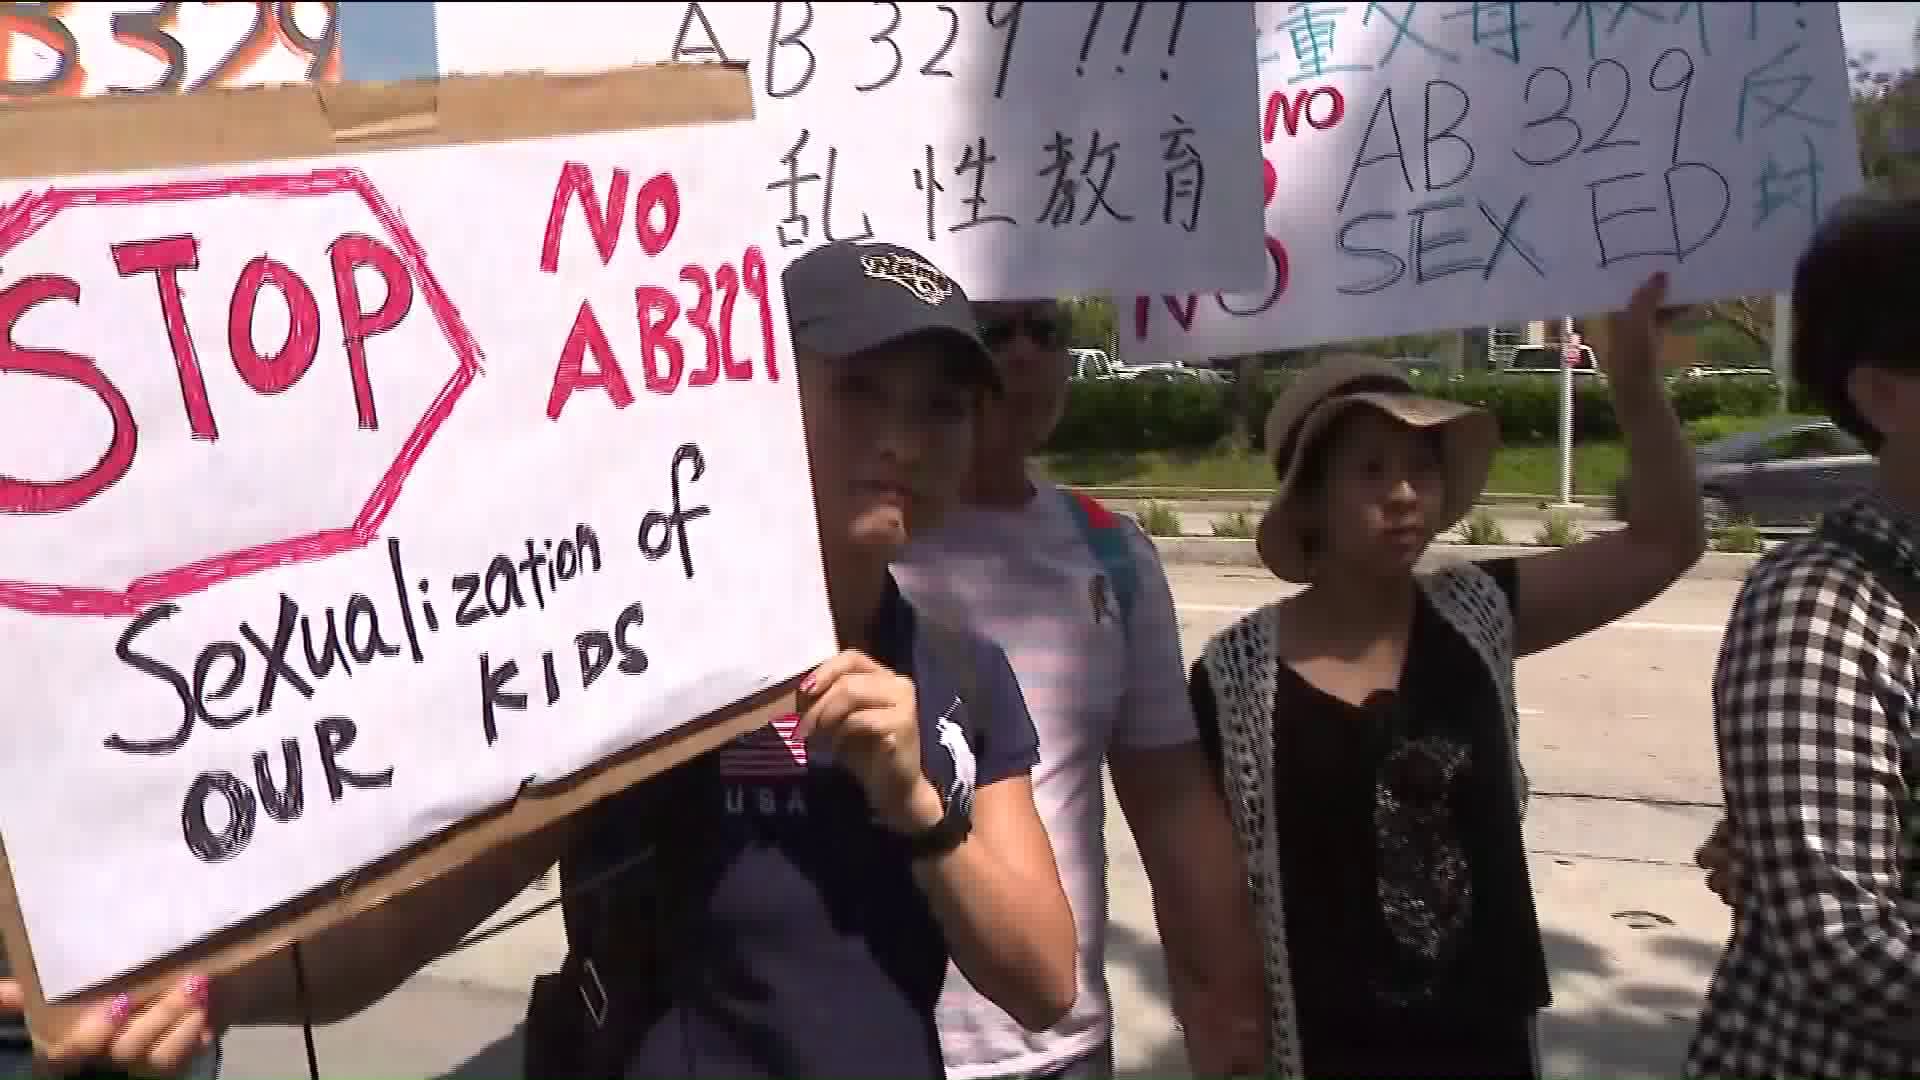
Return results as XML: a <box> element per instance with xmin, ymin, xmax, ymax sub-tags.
<box><xmin>0</xmin><ymin>167</ymin><xmax>484</xmax><ymax>617</ymax></box>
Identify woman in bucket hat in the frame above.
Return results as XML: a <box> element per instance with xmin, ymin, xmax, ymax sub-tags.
<box><xmin>1189</xmin><ymin>272</ymin><xmax>1705</xmax><ymax>1078</ymax></box>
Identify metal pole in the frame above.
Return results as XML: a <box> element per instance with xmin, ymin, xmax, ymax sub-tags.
<box><xmin>1772</xmin><ymin>292</ymin><xmax>1792</xmax><ymax>413</ymax></box>
<box><xmin>1558</xmin><ymin>315</ymin><xmax>1576</xmax><ymax>506</ymax></box>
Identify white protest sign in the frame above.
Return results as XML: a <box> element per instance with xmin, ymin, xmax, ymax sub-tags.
<box><xmin>1128</xmin><ymin>1</ymin><xmax>1865</xmax><ymax>359</ymax></box>
<box><xmin>432</xmin><ymin>1</ymin><xmax>1268</xmax><ymax>301</ymax></box>
<box><xmin>1</xmin><ymin>2</ymin><xmax>338</xmax><ymax>98</ymax></box>
<box><xmin>0</xmin><ymin>109</ymin><xmax>835</xmax><ymax>999</ymax></box>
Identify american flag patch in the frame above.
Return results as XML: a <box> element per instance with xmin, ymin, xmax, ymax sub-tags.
<box><xmin>717</xmin><ymin>713</ymin><xmax>808</xmax><ymax>779</ymax></box>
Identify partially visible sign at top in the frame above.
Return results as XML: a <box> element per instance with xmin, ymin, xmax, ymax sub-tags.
<box><xmin>1</xmin><ymin>2</ymin><xmax>339</xmax><ymax>101</ymax></box>
<box><xmin>1128</xmin><ymin>1</ymin><xmax>1865</xmax><ymax>360</ymax></box>
<box><xmin>433</xmin><ymin>1</ymin><xmax>1268</xmax><ymax>301</ymax></box>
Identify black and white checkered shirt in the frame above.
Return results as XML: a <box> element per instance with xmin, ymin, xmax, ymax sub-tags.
<box><xmin>1688</xmin><ymin>494</ymin><xmax>1920</xmax><ymax>1079</ymax></box>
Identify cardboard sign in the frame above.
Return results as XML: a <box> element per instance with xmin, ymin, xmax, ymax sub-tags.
<box><xmin>1128</xmin><ymin>0</ymin><xmax>1865</xmax><ymax>359</ymax></box>
<box><xmin>0</xmin><ymin>1</ymin><xmax>340</xmax><ymax>99</ymax></box>
<box><xmin>0</xmin><ymin>63</ymin><xmax>839</xmax><ymax>1040</ymax></box>
<box><xmin>433</xmin><ymin>1</ymin><xmax>1268</xmax><ymax>301</ymax></box>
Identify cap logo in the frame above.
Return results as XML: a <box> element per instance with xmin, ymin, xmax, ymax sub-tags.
<box><xmin>860</xmin><ymin>252</ymin><xmax>954</xmax><ymax>306</ymax></box>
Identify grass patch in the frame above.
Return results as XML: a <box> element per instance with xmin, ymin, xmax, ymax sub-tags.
<box><xmin>1486</xmin><ymin>443</ymin><xmax>1625</xmax><ymax>499</ymax></box>
<box><xmin>1040</xmin><ymin>443</ymin><xmax>1629</xmax><ymax>497</ymax></box>
<box><xmin>1039</xmin><ymin>413</ymin><xmax>1812</xmax><ymax>499</ymax></box>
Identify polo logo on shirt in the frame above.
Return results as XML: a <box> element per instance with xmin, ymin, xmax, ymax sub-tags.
<box><xmin>934</xmin><ymin>698</ymin><xmax>977</xmax><ymax>816</ymax></box>
<box><xmin>1088</xmin><ymin>572</ymin><xmax>1118</xmax><ymax>625</ymax></box>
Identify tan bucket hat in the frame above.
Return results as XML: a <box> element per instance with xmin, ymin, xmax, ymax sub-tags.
<box><xmin>1256</xmin><ymin>355</ymin><xmax>1499</xmax><ymax>583</ymax></box>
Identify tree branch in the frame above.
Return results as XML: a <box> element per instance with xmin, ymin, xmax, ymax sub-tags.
<box><xmin>1698</xmin><ymin>297</ymin><xmax>1772</xmax><ymax>351</ymax></box>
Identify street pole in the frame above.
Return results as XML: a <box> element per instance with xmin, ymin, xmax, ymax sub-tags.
<box><xmin>1557</xmin><ymin>315</ymin><xmax>1577</xmax><ymax>506</ymax></box>
<box><xmin>1772</xmin><ymin>292</ymin><xmax>1791</xmax><ymax>413</ymax></box>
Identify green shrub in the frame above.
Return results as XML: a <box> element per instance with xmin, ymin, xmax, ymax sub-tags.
<box><xmin>1135</xmin><ymin>502</ymin><xmax>1183</xmax><ymax>537</ymax></box>
<box><xmin>1711</xmin><ymin>520</ymin><xmax>1765</xmax><ymax>553</ymax></box>
<box><xmin>1048</xmin><ymin>373</ymin><xmax>1789</xmax><ymax>455</ymax></box>
<box><xmin>1050</xmin><ymin>380</ymin><xmax>1237</xmax><ymax>454</ymax></box>
<box><xmin>1533</xmin><ymin>509</ymin><xmax>1584</xmax><ymax>547</ymax></box>
<box><xmin>1456</xmin><ymin>508</ymin><xmax>1508</xmax><ymax>546</ymax></box>
<box><xmin>1211</xmin><ymin>510</ymin><xmax>1256</xmax><ymax>538</ymax></box>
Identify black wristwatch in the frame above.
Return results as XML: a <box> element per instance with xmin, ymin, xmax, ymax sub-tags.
<box><xmin>906</xmin><ymin>784</ymin><xmax>973</xmax><ymax>861</ymax></box>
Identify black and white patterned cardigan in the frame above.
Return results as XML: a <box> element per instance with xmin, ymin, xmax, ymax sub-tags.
<box><xmin>1196</xmin><ymin>562</ymin><xmax>1528</xmax><ymax>1077</ymax></box>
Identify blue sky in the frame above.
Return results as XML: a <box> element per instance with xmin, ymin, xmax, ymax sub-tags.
<box><xmin>343</xmin><ymin>2</ymin><xmax>1918</xmax><ymax>81</ymax></box>
<box><xmin>337</xmin><ymin>1</ymin><xmax>436</xmax><ymax>82</ymax></box>
<box><xmin>1840</xmin><ymin>2</ymin><xmax>1920</xmax><ymax>71</ymax></box>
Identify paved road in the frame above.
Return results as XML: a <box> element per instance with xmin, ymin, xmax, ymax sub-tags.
<box><xmin>223</xmin><ymin>568</ymin><xmax>1741</xmax><ymax>1079</ymax></box>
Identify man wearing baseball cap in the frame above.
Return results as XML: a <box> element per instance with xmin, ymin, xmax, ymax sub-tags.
<box><xmin>783</xmin><ymin>241</ymin><xmax>1002</xmax><ymax>382</ymax></box>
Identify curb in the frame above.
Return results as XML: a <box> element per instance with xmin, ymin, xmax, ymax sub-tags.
<box><xmin>1083</xmin><ymin>487</ymin><xmax>1616</xmax><ymax>516</ymax></box>
<box><xmin>1106</xmin><ymin>497</ymin><xmax>1618</xmax><ymax>521</ymax></box>
<box><xmin>1151</xmin><ymin>536</ymin><xmax>1763</xmax><ymax>582</ymax></box>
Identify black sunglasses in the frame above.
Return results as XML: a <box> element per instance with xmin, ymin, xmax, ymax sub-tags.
<box><xmin>979</xmin><ymin>310</ymin><xmax>1066</xmax><ymax>351</ymax></box>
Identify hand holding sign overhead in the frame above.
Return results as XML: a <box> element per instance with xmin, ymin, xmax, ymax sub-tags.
<box><xmin>1602</xmin><ymin>271</ymin><xmax>1673</xmax><ymax>385</ymax></box>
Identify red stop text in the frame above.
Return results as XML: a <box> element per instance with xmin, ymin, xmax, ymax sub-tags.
<box><xmin>0</xmin><ymin>230</ymin><xmax>414</xmax><ymax>514</ymax></box>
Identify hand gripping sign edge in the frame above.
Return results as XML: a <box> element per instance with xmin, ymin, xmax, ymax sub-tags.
<box><xmin>0</xmin><ymin>168</ymin><xmax>484</xmax><ymax>618</ymax></box>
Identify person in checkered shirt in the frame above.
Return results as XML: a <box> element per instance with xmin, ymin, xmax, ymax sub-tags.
<box><xmin>1687</xmin><ymin>197</ymin><xmax>1920</xmax><ymax>1079</ymax></box>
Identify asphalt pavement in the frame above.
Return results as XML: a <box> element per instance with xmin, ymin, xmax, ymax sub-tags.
<box><xmin>221</xmin><ymin>567</ymin><xmax>1741</xmax><ymax>1079</ymax></box>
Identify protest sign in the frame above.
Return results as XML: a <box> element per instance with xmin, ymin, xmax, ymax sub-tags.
<box><xmin>0</xmin><ymin>63</ymin><xmax>839</xmax><ymax>1035</ymax></box>
<box><xmin>433</xmin><ymin>1</ymin><xmax>1268</xmax><ymax>301</ymax></box>
<box><xmin>1</xmin><ymin>1</ymin><xmax>338</xmax><ymax>99</ymax></box>
<box><xmin>1129</xmin><ymin>1</ymin><xmax>1865</xmax><ymax>360</ymax></box>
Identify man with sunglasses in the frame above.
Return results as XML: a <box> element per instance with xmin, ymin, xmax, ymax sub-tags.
<box><xmin>895</xmin><ymin>301</ymin><xmax>1266</xmax><ymax>1080</ymax></box>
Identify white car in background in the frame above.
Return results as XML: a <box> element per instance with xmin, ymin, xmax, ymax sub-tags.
<box><xmin>1118</xmin><ymin>362</ymin><xmax>1226</xmax><ymax>383</ymax></box>
<box><xmin>1069</xmin><ymin>347</ymin><xmax>1120</xmax><ymax>379</ymax></box>
<box><xmin>1069</xmin><ymin>348</ymin><xmax>1224</xmax><ymax>384</ymax></box>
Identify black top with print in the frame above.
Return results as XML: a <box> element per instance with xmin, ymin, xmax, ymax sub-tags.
<box><xmin>1191</xmin><ymin>560</ymin><xmax>1549</xmax><ymax>1070</ymax></box>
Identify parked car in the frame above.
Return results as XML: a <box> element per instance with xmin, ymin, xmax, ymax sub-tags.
<box><xmin>1069</xmin><ymin>347</ymin><xmax>1120</xmax><ymax>380</ymax></box>
<box><xmin>1501</xmin><ymin>343</ymin><xmax>1600</xmax><ymax>376</ymax></box>
<box><xmin>1612</xmin><ymin>419</ymin><xmax>1873</xmax><ymax>527</ymax></box>
<box><xmin>1121</xmin><ymin>362</ymin><xmax>1226</xmax><ymax>384</ymax></box>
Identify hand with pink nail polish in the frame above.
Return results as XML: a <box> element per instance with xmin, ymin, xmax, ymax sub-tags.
<box><xmin>0</xmin><ymin>973</ymin><xmax>215</xmax><ymax>1077</ymax></box>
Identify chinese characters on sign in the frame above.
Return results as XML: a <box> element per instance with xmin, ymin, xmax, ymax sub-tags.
<box><xmin>432</xmin><ymin>2</ymin><xmax>1268</xmax><ymax>301</ymax></box>
<box><xmin>1133</xmin><ymin>0</ymin><xmax>1863</xmax><ymax>358</ymax></box>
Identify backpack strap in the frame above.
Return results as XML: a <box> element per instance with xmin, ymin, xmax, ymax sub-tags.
<box><xmin>1059</xmin><ymin>488</ymin><xmax>1139</xmax><ymax>626</ymax></box>
<box><xmin>525</xmin><ymin>759</ymin><xmax>708</xmax><ymax>1077</ymax></box>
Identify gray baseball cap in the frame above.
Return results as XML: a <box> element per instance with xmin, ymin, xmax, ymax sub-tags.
<box><xmin>782</xmin><ymin>241</ymin><xmax>998</xmax><ymax>389</ymax></box>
